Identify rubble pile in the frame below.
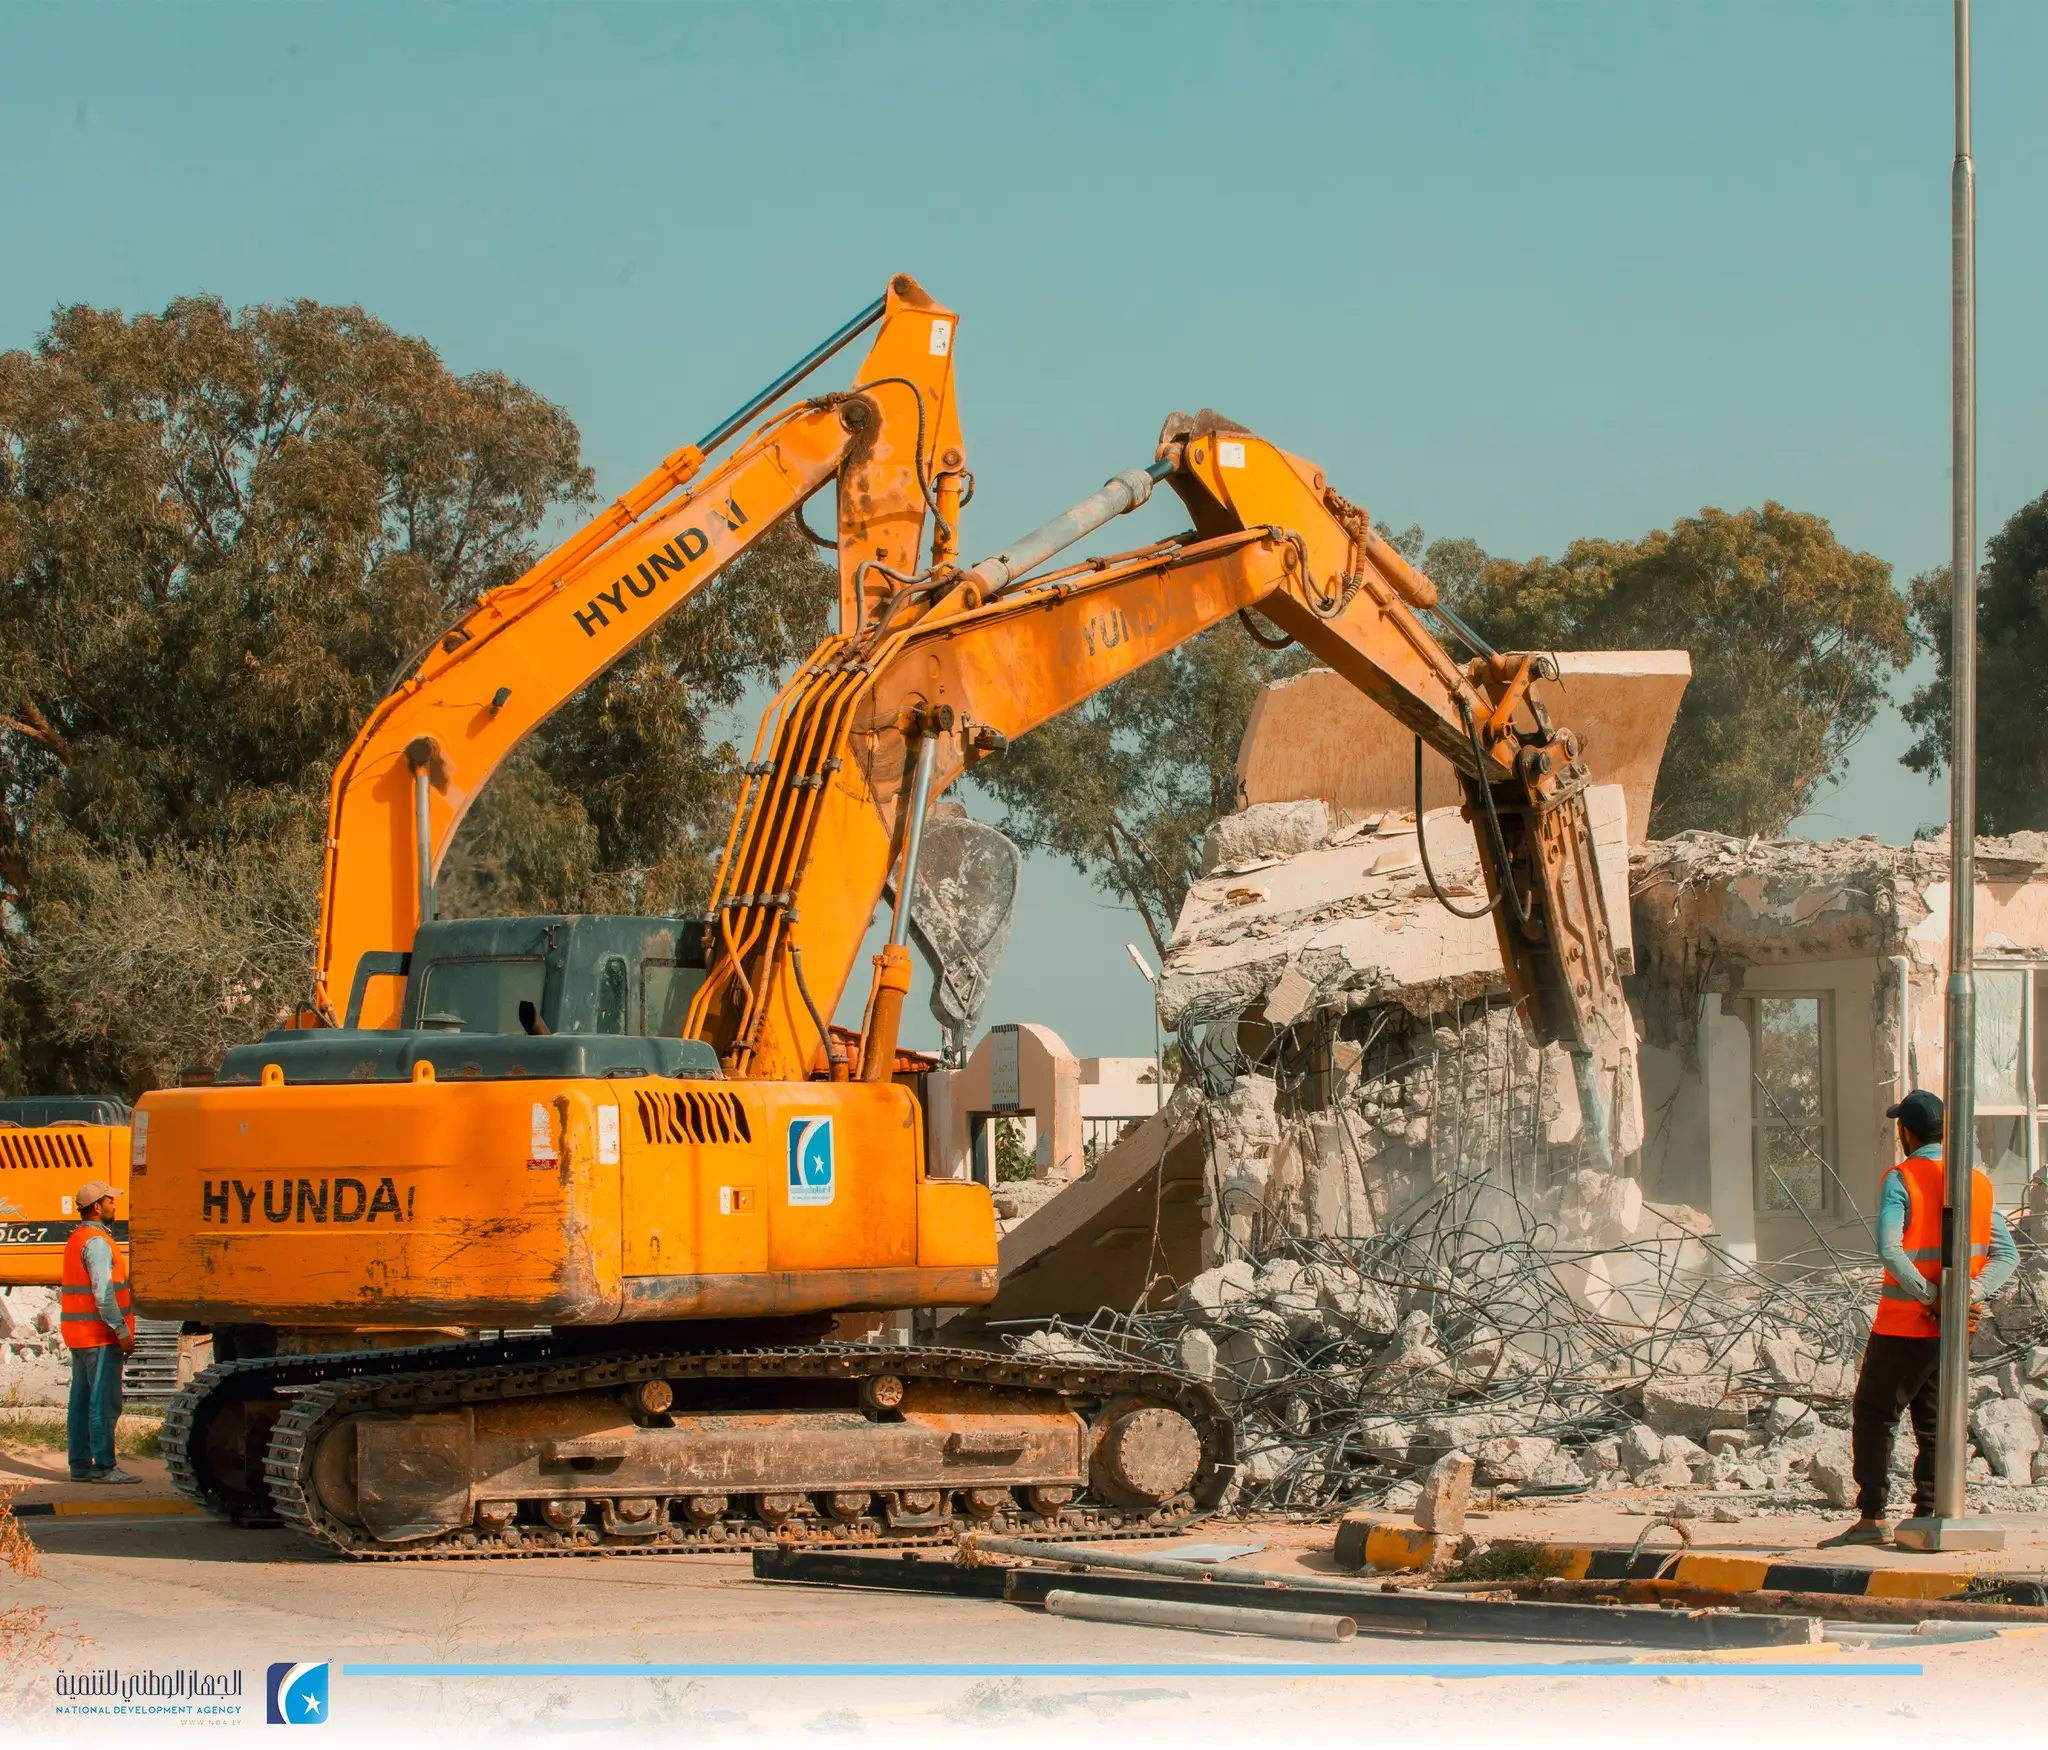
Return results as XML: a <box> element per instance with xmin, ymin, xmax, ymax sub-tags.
<box><xmin>991</xmin><ymin>794</ymin><xmax>2048</xmax><ymax>1522</ymax></box>
<box><xmin>1019</xmin><ymin>1163</ymin><xmax>2048</xmax><ymax>1517</ymax></box>
<box><xmin>0</xmin><ymin>1286</ymin><xmax>68</xmax><ymax>1406</ymax></box>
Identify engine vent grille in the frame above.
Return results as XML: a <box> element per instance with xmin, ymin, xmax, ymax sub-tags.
<box><xmin>0</xmin><ymin>1129</ymin><xmax>95</xmax><ymax>1172</ymax></box>
<box><xmin>634</xmin><ymin>1088</ymin><xmax>754</xmax><ymax>1147</ymax></box>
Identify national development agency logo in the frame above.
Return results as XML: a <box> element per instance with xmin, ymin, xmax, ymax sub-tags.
<box><xmin>786</xmin><ymin>1115</ymin><xmax>834</xmax><ymax>1206</ymax></box>
<box><xmin>266</xmin><ymin>1662</ymin><xmax>328</xmax><ymax>1724</ymax></box>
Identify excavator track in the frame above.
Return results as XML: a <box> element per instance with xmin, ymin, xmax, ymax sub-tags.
<box><xmin>163</xmin><ymin>1336</ymin><xmax>1236</xmax><ymax>1561</ymax></box>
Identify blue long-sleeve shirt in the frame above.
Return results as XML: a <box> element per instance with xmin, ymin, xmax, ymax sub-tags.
<box><xmin>1877</xmin><ymin>1141</ymin><xmax>2019</xmax><ymax>1305</ymax></box>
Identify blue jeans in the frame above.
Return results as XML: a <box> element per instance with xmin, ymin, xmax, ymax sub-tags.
<box><xmin>67</xmin><ymin>1345</ymin><xmax>124</xmax><ymax>1477</ymax></box>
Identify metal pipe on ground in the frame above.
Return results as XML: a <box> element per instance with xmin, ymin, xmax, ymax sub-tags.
<box><xmin>751</xmin><ymin>1548</ymin><xmax>1823</xmax><ymax>1651</ymax></box>
<box><xmin>956</xmin><ymin>1531</ymin><xmax>1398</xmax><ymax>1598</ymax></box>
<box><xmin>1043</xmin><ymin>1588</ymin><xmax>1355</xmax><ymax>1643</ymax></box>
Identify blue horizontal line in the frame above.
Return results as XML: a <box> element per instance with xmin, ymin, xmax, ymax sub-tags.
<box><xmin>343</xmin><ymin>1662</ymin><xmax>1921</xmax><ymax>1680</ymax></box>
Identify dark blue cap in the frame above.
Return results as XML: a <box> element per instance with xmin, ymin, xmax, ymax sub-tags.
<box><xmin>1887</xmin><ymin>1088</ymin><xmax>1944</xmax><ymax>1140</ymax></box>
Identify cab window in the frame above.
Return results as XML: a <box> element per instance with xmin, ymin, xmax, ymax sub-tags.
<box><xmin>416</xmin><ymin>958</ymin><xmax>546</xmax><ymax>1032</ymax></box>
<box><xmin>596</xmin><ymin>956</ymin><xmax>629</xmax><ymax>1035</ymax></box>
<box><xmin>642</xmin><ymin>960</ymin><xmax>704</xmax><ymax>1036</ymax></box>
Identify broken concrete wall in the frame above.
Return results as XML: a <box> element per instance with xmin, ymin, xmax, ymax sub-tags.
<box><xmin>1630</xmin><ymin>829</ymin><xmax>2048</xmax><ymax>1261</ymax></box>
<box><xmin>978</xmin><ymin>690</ymin><xmax>2048</xmax><ymax>1515</ymax></box>
<box><xmin>1234</xmin><ymin>651</ymin><xmax>1691</xmax><ymax>850</ymax></box>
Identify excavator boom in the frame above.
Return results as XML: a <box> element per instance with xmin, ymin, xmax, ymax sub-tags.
<box><xmin>689</xmin><ymin>414</ymin><xmax>1630</xmax><ymax>1140</ymax></box>
<box><xmin>316</xmin><ymin>274</ymin><xmax>963</xmax><ymax>1025</ymax></box>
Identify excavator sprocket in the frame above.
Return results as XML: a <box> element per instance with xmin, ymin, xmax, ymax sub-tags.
<box><xmin>162</xmin><ymin>1337</ymin><xmax>1235</xmax><ymax>1560</ymax></box>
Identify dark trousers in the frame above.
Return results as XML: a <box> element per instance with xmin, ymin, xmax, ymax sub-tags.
<box><xmin>67</xmin><ymin>1344</ymin><xmax>125</xmax><ymax>1478</ymax></box>
<box><xmin>1851</xmin><ymin>1331</ymin><xmax>1941</xmax><ymax>1519</ymax></box>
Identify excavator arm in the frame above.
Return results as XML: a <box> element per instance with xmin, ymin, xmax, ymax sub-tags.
<box><xmin>687</xmin><ymin>413</ymin><xmax>1629</xmax><ymax>1151</ymax></box>
<box><xmin>313</xmin><ymin>274</ymin><xmax>964</xmax><ymax>1025</ymax></box>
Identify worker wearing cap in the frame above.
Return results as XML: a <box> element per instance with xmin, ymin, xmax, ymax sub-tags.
<box><xmin>1826</xmin><ymin>1089</ymin><xmax>2018</xmax><ymax>1546</ymax></box>
<box><xmin>60</xmin><ymin>1179</ymin><xmax>139</xmax><ymax>1485</ymax></box>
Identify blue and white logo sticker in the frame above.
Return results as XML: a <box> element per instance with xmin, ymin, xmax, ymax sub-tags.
<box><xmin>787</xmin><ymin>1116</ymin><xmax>835</xmax><ymax>1206</ymax></box>
<box><xmin>266</xmin><ymin>1661</ymin><xmax>329</xmax><ymax>1724</ymax></box>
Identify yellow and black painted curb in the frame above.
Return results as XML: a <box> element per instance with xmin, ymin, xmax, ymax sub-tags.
<box><xmin>1334</xmin><ymin>1513</ymin><xmax>2047</xmax><ymax>1602</ymax></box>
<box><xmin>10</xmin><ymin>1496</ymin><xmax>199</xmax><ymax>1519</ymax></box>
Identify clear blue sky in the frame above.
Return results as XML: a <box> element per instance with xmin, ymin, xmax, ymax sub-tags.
<box><xmin>6</xmin><ymin>3</ymin><xmax>2044</xmax><ymax>1056</ymax></box>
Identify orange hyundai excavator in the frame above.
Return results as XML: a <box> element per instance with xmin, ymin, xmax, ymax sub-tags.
<box><xmin>138</xmin><ymin>280</ymin><xmax>1629</xmax><ymax>1560</ymax></box>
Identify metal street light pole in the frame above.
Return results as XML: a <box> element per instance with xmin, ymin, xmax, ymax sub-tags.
<box><xmin>1896</xmin><ymin>0</ymin><xmax>2003</xmax><ymax>1555</ymax></box>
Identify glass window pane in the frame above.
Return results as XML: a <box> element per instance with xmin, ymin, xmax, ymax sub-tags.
<box><xmin>1976</xmin><ymin>969</ymin><xmax>2027</xmax><ymax>1107</ymax></box>
<box><xmin>595</xmin><ymin>957</ymin><xmax>629</xmax><ymax>1035</ymax></box>
<box><xmin>1756</xmin><ymin>997</ymin><xmax>1823</xmax><ymax>1123</ymax></box>
<box><xmin>1979</xmin><ymin>1114</ymin><xmax>2030</xmax><ymax>1207</ymax></box>
<box><xmin>641</xmin><ymin>962</ymin><xmax>702</xmax><ymax>1036</ymax></box>
<box><xmin>416</xmin><ymin>958</ymin><xmax>545</xmax><ymax>1033</ymax></box>
<box><xmin>1760</xmin><ymin>1126</ymin><xmax>1826</xmax><ymax>1213</ymax></box>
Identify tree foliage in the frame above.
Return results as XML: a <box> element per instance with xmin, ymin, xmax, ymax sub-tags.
<box><xmin>1901</xmin><ymin>490</ymin><xmax>2048</xmax><ymax>832</ymax></box>
<box><xmin>1447</xmin><ymin>503</ymin><xmax>1909</xmax><ymax>837</ymax></box>
<box><xmin>0</xmin><ymin>296</ymin><xmax>831</xmax><ymax>1092</ymax></box>
<box><xmin>15</xmin><ymin>827</ymin><xmax>320</xmax><ymax>1092</ymax></box>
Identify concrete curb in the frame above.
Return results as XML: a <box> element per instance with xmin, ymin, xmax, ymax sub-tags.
<box><xmin>10</xmin><ymin>1496</ymin><xmax>199</xmax><ymax>1519</ymax></box>
<box><xmin>1332</xmin><ymin>1513</ymin><xmax>2045</xmax><ymax>1601</ymax></box>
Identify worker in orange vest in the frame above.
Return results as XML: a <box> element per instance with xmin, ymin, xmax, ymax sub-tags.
<box><xmin>61</xmin><ymin>1178</ymin><xmax>139</xmax><ymax>1485</ymax></box>
<box><xmin>1825</xmin><ymin>1090</ymin><xmax>2017</xmax><ymax>1546</ymax></box>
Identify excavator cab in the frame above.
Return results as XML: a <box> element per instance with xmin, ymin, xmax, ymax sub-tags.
<box><xmin>219</xmin><ymin>916</ymin><xmax>724</xmax><ymax>1088</ymax></box>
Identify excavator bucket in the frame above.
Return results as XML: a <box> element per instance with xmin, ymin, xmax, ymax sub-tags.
<box><xmin>900</xmin><ymin>811</ymin><xmax>1022</xmax><ymax>1062</ymax></box>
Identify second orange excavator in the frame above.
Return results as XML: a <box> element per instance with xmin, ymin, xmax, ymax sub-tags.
<box><xmin>139</xmin><ymin>277</ymin><xmax>1630</xmax><ymax>1559</ymax></box>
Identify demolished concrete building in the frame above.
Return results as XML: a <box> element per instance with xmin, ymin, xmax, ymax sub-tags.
<box><xmin>968</xmin><ymin>653</ymin><xmax>2048</xmax><ymax>1518</ymax></box>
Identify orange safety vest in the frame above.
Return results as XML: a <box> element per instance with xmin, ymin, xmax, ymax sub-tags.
<box><xmin>1873</xmin><ymin>1151</ymin><xmax>1993</xmax><ymax>1338</ymax></box>
<box><xmin>60</xmin><ymin>1220</ymin><xmax>132</xmax><ymax>1349</ymax></box>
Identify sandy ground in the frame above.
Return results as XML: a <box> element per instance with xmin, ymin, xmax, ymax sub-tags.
<box><xmin>5</xmin><ymin>1484</ymin><xmax>2048</xmax><ymax>1750</ymax></box>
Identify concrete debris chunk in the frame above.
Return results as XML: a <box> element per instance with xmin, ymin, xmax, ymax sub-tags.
<box><xmin>1526</xmin><ymin>1448</ymin><xmax>1590</xmax><ymax>1490</ymax></box>
<box><xmin>1760</xmin><ymin>1334</ymin><xmax>1857</xmax><ymax>1400</ymax></box>
<box><xmin>1641</xmin><ymin>1375</ymin><xmax>1747</xmax><ymax>1439</ymax></box>
<box><xmin>1202</xmin><ymin>800</ymin><xmax>1334</xmax><ymax>875</ymax></box>
<box><xmin>1413</xmin><ymin>1452</ymin><xmax>1473</xmax><ymax>1535</ymax></box>
<box><xmin>1765</xmin><ymin>1397</ymin><xmax>1819</xmax><ymax>1440</ymax></box>
<box><xmin>1471</xmin><ymin>1435</ymin><xmax>1557</xmax><ymax>1484</ymax></box>
<box><xmin>1361</xmin><ymin>1311</ymin><xmax>1453</xmax><ymax>1402</ymax></box>
<box><xmin>1416</xmin><ymin>1410</ymin><xmax>1517</xmax><ymax>1456</ymax></box>
<box><xmin>1013</xmin><ymin>1328</ymin><xmax>1110</xmax><ymax>1367</ymax></box>
<box><xmin>1619</xmin><ymin>1424</ymin><xmax>1664</xmax><ymax>1474</ymax></box>
<box><xmin>1655</xmin><ymin>1433</ymin><xmax>1706</xmax><ymax>1470</ymax></box>
<box><xmin>1176</xmin><ymin>1260</ymin><xmax>1257</xmax><ymax>1324</ymax></box>
<box><xmin>1807</xmin><ymin>1444</ymin><xmax>1858</xmax><ymax>1510</ymax></box>
<box><xmin>1176</xmin><ymin>1327</ymin><xmax>1218</xmax><ymax>1381</ymax></box>
<box><xmin>1309</xmin><ymin>1266</ymin><xmax>1399</xmax><ymax>1337</ymax></box>
<box><xmin>1970</xmin><ymin>1397</ymin><xmax>2043</xmax><ymax>1481</ymax></box>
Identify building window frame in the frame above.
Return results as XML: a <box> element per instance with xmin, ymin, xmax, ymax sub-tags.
<box><xmin>1747</xmin><ymin>991</ymin><xmax>1838</xmax><ymax>1218</ymax></box>
<box><xmin>1970</xmin><ymin>957</ymin><xmax>2045</xmax><ymax>1207</ymax></box>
